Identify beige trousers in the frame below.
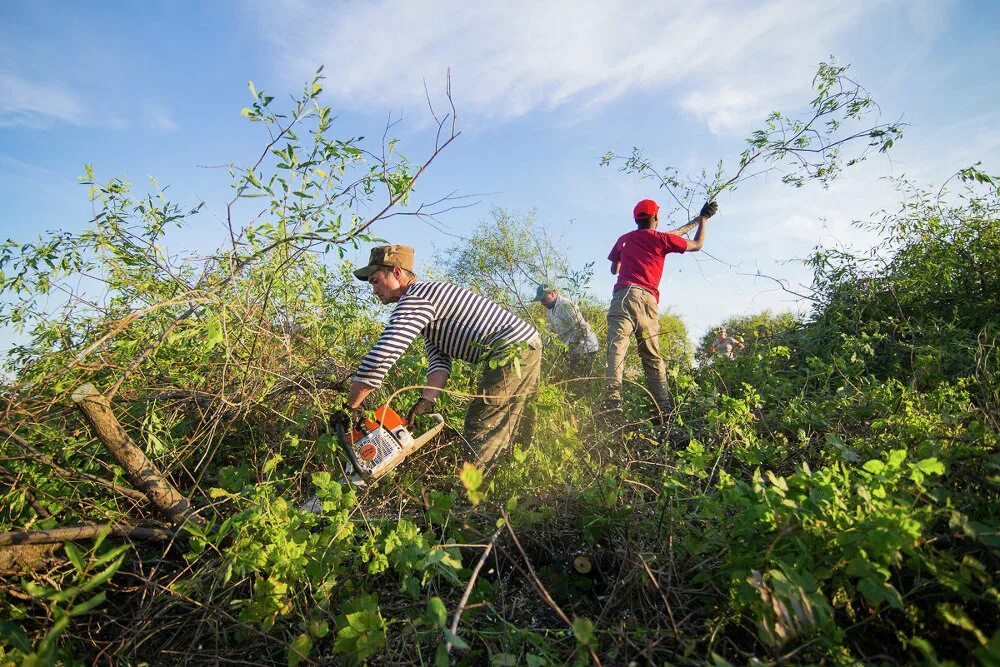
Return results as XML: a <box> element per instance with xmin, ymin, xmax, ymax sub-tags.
<box><xmin>605</xmin><ymin>287</ymin><xmax>672</xmax><ymax>413</ymax></box>
<box><xmin>464</xmin><ymin>337</ymin><xmax>542</xmax><ymax>465</ymax></box>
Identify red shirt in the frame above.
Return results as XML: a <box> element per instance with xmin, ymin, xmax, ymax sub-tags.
<box><xmin>608</xmin><ymin>228</ymin><xmax>687</xmax><ymax>302</ymax></box>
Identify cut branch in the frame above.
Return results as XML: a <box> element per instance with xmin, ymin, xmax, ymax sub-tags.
<box><xmin>0</xmin><ymin>523</ymin><xmax>176</xmax><ymax>547</ymax></box>
<box><xmin>72</xmin><ymin>383</ymin><xmax>200</xmax><ymax>526</ymax></box>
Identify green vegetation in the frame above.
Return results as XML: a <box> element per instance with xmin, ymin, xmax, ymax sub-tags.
<box><xmin>1</xmin><ymin>67</ymin><xmax>998</xmax><ymax>666</ymax></box>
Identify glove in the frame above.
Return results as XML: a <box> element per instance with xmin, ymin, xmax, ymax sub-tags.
<box><xmin>406</xmin><ymin>397</ymin><xmax>435</xmax><ymax>424</ymax></box>
<box><xmin>699</xmin><ymin>201</ymin><xmax>719</xmax><ymax>219</ymax></box>
<box><xmin>333</xmin><ymin>405</ymin><xmax>365</xmax><ymax>431</ymax></box>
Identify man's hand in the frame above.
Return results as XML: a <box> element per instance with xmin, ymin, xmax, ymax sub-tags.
<box><xmin>333</xmin><ymin>405</ymin><xmax>365</xmax><ymax>431</ymax></box>
<box><xmin>406</xmin><ymin>397</ymin><xmax>435</xmax><ymax>424</ymax></box>
<box><xmin>699</xmin><ymin>201</ymin><xmax>719</xmax><ymax>219</ymax></box>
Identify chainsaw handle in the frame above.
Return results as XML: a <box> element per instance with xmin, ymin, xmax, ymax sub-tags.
<box><xmin>334</xmin><ymin>421</ymin><xmax>363</xmax><ymax>472</ymax></box>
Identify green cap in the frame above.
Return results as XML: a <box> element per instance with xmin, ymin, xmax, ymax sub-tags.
<box><xmin>533</xmin><ymin>284</ymin><xmax>557</xmax><ymax>302</ymax></box>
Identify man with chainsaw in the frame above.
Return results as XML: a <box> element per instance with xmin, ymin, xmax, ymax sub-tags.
<box><xmin>605</xmin><ymin>199</ymin><xmax>718</xmax><ymax>421</ymax></box>
<box><xmin>343</xmin><ymin>244</ymin><xmax>542</xmax><ymax>468</ymax></box>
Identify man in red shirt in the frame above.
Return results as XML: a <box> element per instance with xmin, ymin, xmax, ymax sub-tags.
<box><xmin>605</xmin><ymin>198</ymin><xmax>718</xmax><ymax>419</ymax></box>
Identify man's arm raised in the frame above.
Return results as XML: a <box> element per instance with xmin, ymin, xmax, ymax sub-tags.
<box><xmin>684</xmin><ymin>201</ymin><xmax>717</xmax><ymax>253</ymax></box>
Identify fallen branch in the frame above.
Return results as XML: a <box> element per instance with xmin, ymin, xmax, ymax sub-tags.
<box><xmin>0</xmin><ymin>425</ymin><xmax>149</xmax><ymax>503</ymax></box>
<box><xmin>72</xmin><ymin>383</ymin><xmax>200</xmax><ymax>526</ymax></box>
<box><xmin>0</xmin><ymin>523</ymin><xmax>176</xmax><ymax>547</ymax></box>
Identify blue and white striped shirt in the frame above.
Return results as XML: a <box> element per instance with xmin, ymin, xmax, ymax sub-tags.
<box><xmin>354</xmin><ymin>281</ymin><xmax>540</xmax><ymax>388</ymax></box>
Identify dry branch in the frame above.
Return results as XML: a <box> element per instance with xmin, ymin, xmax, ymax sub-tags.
<box><xmin>0</xmin><ymin>523</ymin><xmax>176</xmax><ymax>547</ymax></box>
<box><xmin>501</xmin><ymin>510</ymin><xmax>603</xmax><ymax>667</ymax></box>
<box><xmin>447</xmin><ymin>525</ymin><xmax>503</xmax><ymax>654</ymax></box>
<box><xmin>72</xmin><ymin>383</ymin><xmax>199</xmax><ymax>526</ymax></box>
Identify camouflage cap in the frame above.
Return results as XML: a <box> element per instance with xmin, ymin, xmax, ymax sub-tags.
<box><xmin>353</xmin><ymin>245</ymin><xmax>415</xmax><ymax>280</ymax></box>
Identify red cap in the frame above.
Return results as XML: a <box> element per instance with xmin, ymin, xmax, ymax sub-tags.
<box><xmin>633</xmin><ymin>199</ymin><xmax>659</xmax><ymax>220</ymax></box>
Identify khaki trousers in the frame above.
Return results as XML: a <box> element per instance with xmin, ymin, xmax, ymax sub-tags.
<box><xmin>605</xmin><ymin>287</ymin><xmax>672</xmax><ymax>413</ymax></box>
<box><xmin>464</xmin><ymin>337</ymin><xmax>542</xmax><ymax>465</ymax></box>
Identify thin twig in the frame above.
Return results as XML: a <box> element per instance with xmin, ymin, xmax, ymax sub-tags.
<box><xmin>0</xmin><ymin>426</ymin><xmax>149</xmax><ymax>503</ymax></box>
<box><xmin>447</xmin><ymin>525</ymin><xmax>503</xmax><ymax>653</ymax></box>
<box><xmin>638</xmin><ymin>552</ymin><xmax>679</xmax><ymax>638</ymax></box>
<box><xmin>501</xmin><ymin>510</ymin><xmax>603</xmax><ymax>667</ymax></box>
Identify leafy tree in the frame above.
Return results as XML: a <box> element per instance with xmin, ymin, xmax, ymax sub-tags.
<box><xmin>435</xmin><ymin>206</ymin><xmax>587</xmax><ymax>316</ymax></box>
<box><xmin>696</xmin><ymin>309</ymin><xmax>800</xmax><ymax>363</ymax></box>
<box><xmin>602</xmin><ymin>59</ymin><xmax>904</xmax><ymax>235</ymax></box>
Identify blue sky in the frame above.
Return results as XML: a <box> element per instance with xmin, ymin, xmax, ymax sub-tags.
<box><xmin>2</xmin><ymin>0</ymin><xmax>999</xmax><ymax>349</ymax></box>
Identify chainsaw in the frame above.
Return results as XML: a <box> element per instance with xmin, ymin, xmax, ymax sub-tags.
<box><xmin>335</xmin><ymin>405</ymin><xmax>445</xmax><ymax>484</ymax></box>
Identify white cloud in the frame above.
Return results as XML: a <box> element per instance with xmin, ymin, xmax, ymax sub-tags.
<box><xmin>0</xmin><ymin>72</ymin><xmax>87</xmax><ymax>128</ymax></box>
<box><xmin>144</xmin><ymin>103</ymin><xmax>178</xmax><ymax>132</ymax></box>
<box><xmin>253</xmin><ymin>0</ymin><xmax>902</xmax><ymax>129</ymax></box>
<box><xmin>0</xmin><ymin>71</ymin><xmax>184</xmax><ymax>132</ymax></box>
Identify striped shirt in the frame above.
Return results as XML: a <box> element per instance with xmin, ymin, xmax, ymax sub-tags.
<box><xmin>354</xmin><ymin>281</ymin><xmax>540</xmax><ymax>388</ymax></box>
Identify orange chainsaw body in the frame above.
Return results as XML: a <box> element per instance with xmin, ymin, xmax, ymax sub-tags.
<box><xmin>339</xmin><ymin>405</ymin><xmax>443</xmax><ymax>482</ymax></box>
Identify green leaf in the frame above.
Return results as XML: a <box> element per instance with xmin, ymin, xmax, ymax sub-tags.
<box><xmin>444</xmin><ymin>629</ymin><xmax>469</xmax><ymax>651</ymax></box>
<box><xmin>92</xmin><ymin>544</ymin><xmax>129</xmax><ymax>568</ymax></box>
<box><xmin>309</xmin><ymin>620</ymin><xmax>329</xmax><ymax>638</ymax></box>
<box><xmin>92</xmin><ymin>524</ymin><xmax>112</xmax><ymax>551</ymax></box>
<box><xmin>69</xmin><ymin>591</ymin><xmax>107</xmax><ymax>617</ymax></box>
<box><xmin>262</xmin><ymin>454</ymin><xmax>283</xmax><ymax>474</ymax></box>
<box><xmin>22</xmin><ymin>581</ymin><xmax>53</xmax><ymax>598</ymax></box>
<box><xmin>938</xmin><ymin>602</ymin><xmax>988</xmax><ymax>644</ymax></box>
<box><xmin>492</xmin><ymin>654</ymin><xmax>518</xmax><ymax>666</ymax></box>
<box><xmin>64</xmin><ymin>542</ymin><xmax>85</xmax><ymax>573</ymax></box>
<box><xmin>914</xmin><ymin>457</ymin><xmax>945</xmax><ymax>476</ymax></box>
<box><xmin>863</xmin><ymin>459</ymin><xmax>885</xmax><ymax>475</ymax></box>
<box><xmin>288</xmin><ymin>632</ymin><xmax>312</xmax><ymax>667</ymax></box>
<box><xmin>857</xmin><ymin>577</ymin><xmax>903</xmax><ymax>610</ymax></box>
<box><xmin>460</xmin><ymin>463</ymin><xmax>482</xmax><ymax>492</ymax></box>
<box><xmin>435</xmin><ymin>643</ymin><xmax>450</xmax><ymax>667</ymax></box>
<box><xmin>204</xmin><ymin>318</ymin><xmax>223</xmax><ymax>351</ymax></box>
<box><xmin>460</xmin><ymin>462</ymin><xmax>486</xmax><ymax>505</ymax></box>
<box><xmin>48</xmin><ymin>585</ymin><xmax>82</xmax><ymax>603</ymax></box>
<box><xmin>36</xmin><ymin>613</ymin><xmax>70</xmax><ymax>655</ymax></box>
<box><xmin>0</xmin><ymin>620</ymin><xmax>32</xmax><ymax>653</ymax></box>
<box><xmin>887</xmin><ymin>449</ymin><xmax>907</xmax><ymax>469</ymax></box>
<box><xmin>426</xmin><ymin>596</ymin><xmax>447</xmax><ymax>629</ymax></box>
<box><xmin>248</xmin><ymin>80</ymin><xmax>257</xmax><ymax>98</ymax></box>
<box><xmin>973</xmin><ymin>628</ymin><xmax>1000</xmax><ymax>667</ymax></box>
<box><xmin>572</xmin><ymin>616</ymin><xmax>596</xmax><ymax>647</ymax></box>
<box><xmin>81</xmin><ymin>553</ymin><xmax>125</xmax><ymax>592</ymax></box>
